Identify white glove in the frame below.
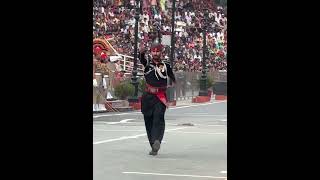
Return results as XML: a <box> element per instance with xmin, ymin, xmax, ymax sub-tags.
<box><xmin>93</xmin><ymin>79</ymin><xmax>98</xmax><ymax>87</ymax></box>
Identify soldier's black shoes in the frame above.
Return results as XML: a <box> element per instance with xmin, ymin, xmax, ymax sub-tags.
<box><xmin>149</xmin><ymin>140</ymin><xmax>161</xmax><ymax>156</ymax></box>
<box><xmin>149</xmin><ymin>150</ymin><xmax>158</xmax><ymax>156</ymax></box>
<box><xmin>152</xmin><ymin>140</ymin><xmax>161</xmax><ymax>152</ymax></box>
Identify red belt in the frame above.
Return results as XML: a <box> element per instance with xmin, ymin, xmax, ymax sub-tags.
<box><xmin>145</xmin><ymin>84</ymin><xmax>166</xmax><ymax>94</ymax></box>
<box><xmin>145</xmin><ymin>84</ymin><xmax>168</xmax><ymax>107</ymax></box>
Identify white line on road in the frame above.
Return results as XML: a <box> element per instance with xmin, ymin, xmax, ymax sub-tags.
<box><xmin>203</xmin><ymin>115</ymin><xmax>227</xmax><ymax>116</ymax></box>
<box><xmin>165</xmin><ymin>123</ymin><xmax>225</xmax><ymax>127</ymax></box>
<box><xmin>93</xmin><ymin>134</ymin><xmax>147</xmax><ymax>144</ymax></box>
<box><xmin>170</xmin><ymin>131</ymin><xmax>225</xmax><ymax>135</ymax></box>
<box><xmin>190</xmin><ymin>123</ymin><xmax>225</xmax><ymax>127</ymax></box>
<box><xmin>93</xmin><ymin>127</ymin><xmax>188</xmax><ymax>145</ymax></box>
<box><xmin>106</xmin><ymin>119</ymin><xmax>135</xmax><ymax>124</ymax></box>
<box><xmin>93</xmin><ymin>101</ymin><xmax>226</xmax><ymax>118</ymax></box>
<box><xmin>93</xmin><ymin>129</ymin><xmax>145</xmax><ymax>132</ymax></box>
<box><xmin>207</xmin><ymin>125</ymin><xmax>226</xmax><ymax>127</ymax></box>
<box><xmin>220</xmin><ymin>171</ymin><xmax>227</xmax><ymax>174</ymax></box>
<box><xmin>122</xmin><ymin>172</ymin><xmax>227</xmax><ymax>179</ymax></box>
<box><xmin>167</xmin><ymin>115</ymin><xmax>227</xmax><ymax>117</ymax></box>
<box><xmin>93</xmin><ymin>112</ymin><xmax>140</xmax><ymax>118</ymax></box>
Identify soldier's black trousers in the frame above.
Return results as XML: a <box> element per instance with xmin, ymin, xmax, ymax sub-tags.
<box><xmin>143</xmin><ymin>101</ymin><xmax>166</xmax><ymax>147</ymax></box>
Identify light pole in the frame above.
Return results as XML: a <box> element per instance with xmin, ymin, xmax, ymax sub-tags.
<box><xmin>130</xmin><ymin>0</ymin><xmax>141</xmax><ymax>102</ymax></box>
<box><xmin>167</xmin><ymin>0</ymin><xmax>176</xmax><ymax>102</ymax></box>
<box><xmin>199</xmin><ymin>8</ymin><xmax>209</xmax><ymax>96</ymax></box>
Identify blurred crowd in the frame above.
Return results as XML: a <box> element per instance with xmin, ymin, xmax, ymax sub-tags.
<box><xmin>93</xmin><ymin>0</ymin><xmax>227</xmax><ymax>72</ymax></box>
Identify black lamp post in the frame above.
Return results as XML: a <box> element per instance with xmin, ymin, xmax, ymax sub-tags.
<box><xmin>199</xmin><ymin>8</ymin><xmax>209</xmax><ymax>96</ymax></box>
<box><xmin>130</xmin><ymin>0</ymin><xmax>141</xmax><ymax>102</ymax></box>
<box><xmin>167</xmin><ymin>0</ymin><xmax>176</xmax><ymax>102</ymax></box>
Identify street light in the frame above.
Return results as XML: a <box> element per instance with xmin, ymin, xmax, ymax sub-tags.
<box><xmin>130</xmin><ymin>0</ymin><xmax>141</xmax><ymax>102</ymax></box>
<box><xmin>199</xmin><ymin>8</ymin><xmax>209</xmax><ymax>96</ymax></box>
<box><xmin>167</xmin><ymin>0</ymin><xmax>176</xmax><ymax>102</ymax></box>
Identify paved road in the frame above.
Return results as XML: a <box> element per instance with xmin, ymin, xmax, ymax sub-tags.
<box><xmin>93</xmin><ymin>101</ymin><xmax>227</xmax><ymax>180</ymax></box>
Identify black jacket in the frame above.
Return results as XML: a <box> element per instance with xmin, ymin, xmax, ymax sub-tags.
<box><xmin>139</xmin><ymin>52</ymin><xmax>176</xmax><ymax>114</ymax></box>
<box><xmin>140</xmin><ymin>52</ymin><xmax>176</xmax><ymax>87</ymax></box>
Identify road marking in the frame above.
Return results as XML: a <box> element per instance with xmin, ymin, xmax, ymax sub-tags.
<box><xmin>93</xmin><ymin>134</ymin><xmax>147</xmax><ymax>144</ymax></box>
<box><xmin>220</xmin><ymin>171</ymin><xmax>227</xmax><ymax>174</ymax></box>
<box><xmin>204</xmin><ymin>115</ymin><xmax>227</xmax><ymax>116</ymax></box>
<box><xmin>166</xmin><ymin>123</ymin><xmax>225</xmax><ymax>127</ymax></box>
<box><xmin>170</xmin><ymin>131</ymin><xmax>225</xmax><ymax>135</ymax></box>
<box><xmin>122</xmin><ymin>172</ymin><xmax>227</xmax><ymax>179</ymax></box>
<box><xmin>106</xmin><ymin>119</ymin><xmax>135</xmax><ymax>124</ymax></box>
<box><xmin>207</xmin><ymin>125</ymin><xmax>226</xmax><ymax>127</ymax></box>
<box><xmin>93</xmin><ymin>112</ymin><xmax>140</xmax><ymax>118</ymax></box>
<box><xmin>93</xmin><ymin>129</ymin><xmax>145</xmax><ymax>132</ymax></box>
<box><xmin>93</xmin><ymin>127</ymin><xmax>188</xmax><ymax>145</ymax></box>
<box><xmin>167</xmin><ymin>115</ymin><xmax>227</xmax><ymax>117</ymax></box>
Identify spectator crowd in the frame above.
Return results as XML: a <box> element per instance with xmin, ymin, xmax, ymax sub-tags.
<box><xmin>93</xmin><ymin>0</ymin><xmax>227</xmax><ymax>72</ymax></box>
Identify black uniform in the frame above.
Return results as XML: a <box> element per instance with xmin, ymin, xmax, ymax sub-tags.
<box><xmin>139</xmin><ymin>52</ymin><xmax>176</xmax><ymax>151</ymax></box>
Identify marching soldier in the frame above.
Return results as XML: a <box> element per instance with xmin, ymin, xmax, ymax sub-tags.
<box><xmin>139</xmin><ymin>41</ymin><xmax>176</xmax><ymax>156</ymax></box>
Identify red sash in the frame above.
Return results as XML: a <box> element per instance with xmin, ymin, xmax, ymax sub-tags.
<box><xmin>145</xmin><ymin>83</ymin><xmax>168</xmax><ymax>107</ymax></box>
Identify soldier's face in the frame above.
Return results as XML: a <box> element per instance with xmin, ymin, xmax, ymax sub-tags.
<box><xmin>151</xmin><ymin>48</ymin><xmax>161</xmax><ymax>61</ymax></box>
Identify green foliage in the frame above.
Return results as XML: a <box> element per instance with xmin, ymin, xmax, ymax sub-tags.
<box><xmin>207</xmin><ymin>75</ymin><xmax>214</xmax><ymax>88</ymax></box>
<box><xmin>114</xmin><ymin>80</ymin><xmax>135</xmax><ymax>100</ymax></box>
